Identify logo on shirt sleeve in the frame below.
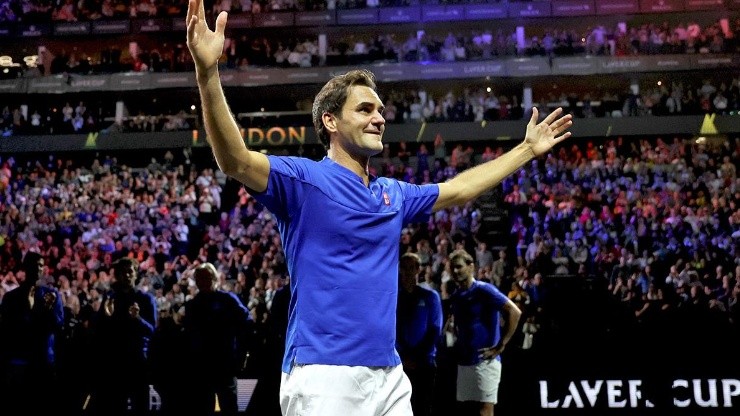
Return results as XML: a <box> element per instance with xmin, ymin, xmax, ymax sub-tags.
<box><xmin>383</xmin><ymin>192</ymin><xmax>391</xmax><ymax>206</ymax></box>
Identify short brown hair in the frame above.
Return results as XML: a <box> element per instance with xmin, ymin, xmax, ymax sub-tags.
<box><xmin>449</xmin><ymin>249</ymin><xmax>474</xmax><ymax>265</ymax></box>
<box><xmin>312</xmin><ymin>69</ymin><xmax>377</xmax><ymax>148</ymax></box>
<box><xmin>400</xmin><ymin>252</ymin><xmax>421</xmax><ymax>267</ymax></box>
<box><xmin>112</xmin><ymin>257</ymin><xmax>139</xmax><ymax>278</ymax></box>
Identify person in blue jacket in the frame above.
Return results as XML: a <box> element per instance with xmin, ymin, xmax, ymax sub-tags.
<box><xmin>448</xmin><ymin>249</ymin><xmax>522</xmax><ymax>416</ymax></box>
<box><xmin>186</xmin><ymin>1</ymin><xmax>572</xmax><ymax>413</ymax></box>
<box><xmin>396</xmin><ymin>252</ymin><xmax>443</xmax><ymax>416</ymax></box>
<box><xmin>183</xmin><ymin>262</ymin><xmax>252</xmax><ymax>416</ymax></box>
<box><xmin>0</xmin><ymin>251</ymin><xmax>64</xmax><ymax>415</ymax></box>
<box><xmin>89</xmin><ymin>257</ymin><xmax>157</xmax><ymax>416</ymax></box>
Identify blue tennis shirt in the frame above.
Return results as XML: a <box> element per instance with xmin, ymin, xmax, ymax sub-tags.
<box><xmin>252</xmin><ymin>156</ymin><xmax>439</xmax><ymax>373</ymax></box>
<box><xmin>451</xmin><ymin>280</ymin><xmax>509</xmax><ymax>366</ymax></box>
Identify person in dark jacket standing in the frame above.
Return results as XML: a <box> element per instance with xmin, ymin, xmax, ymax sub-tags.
<box><xmin>0</xmin><ymin>251</ymin><xmax>64</xmax><ymax>415</ymax></box>
<box><xmin>183</xmin><ymin>262</ymin><xmax>252</xmax><ymax>416</ymax></box>
<box><xmin>89</xmin><ymin>257</ymin><xmax>157</xmax><ymax>416</ymax></box>
<box><xmin>396</xmin><ymin>253</ymin><xmax>443</xmax><ymax>416</ymax></box>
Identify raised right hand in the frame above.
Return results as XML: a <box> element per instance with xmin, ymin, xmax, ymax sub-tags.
<box><xmin>186</xmin><ymin>0</ymin><xmax>228</xmax><ymax>75</ymax></box>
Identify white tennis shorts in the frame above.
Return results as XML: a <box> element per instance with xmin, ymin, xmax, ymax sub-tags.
<box><xmin>280</xmin><ymin>364</ymin><xmax>412</xmax><ymax>416</ymax></box>
<box><xmin>456</xmin><ymin>358</ymin><xmax>502</xmax><ymax>404</ymax></box>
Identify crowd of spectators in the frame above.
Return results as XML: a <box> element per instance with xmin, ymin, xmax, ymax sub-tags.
<box><xmin>3</xmin><ymin>74</ymin><xmax>737</xmax><ymax>137</ymax></box>
<box><xmin>0</xmin><ymin>0</ymin><xmax>639</xmax><ymax>23</ymax></box>
<box><xmin>0</xmin><ymin>100</ymin><xmax>199</xmax><ymax>136</ymax></box>
<box><xmin>0</xmin><ymin>134</ymin><xmax>738</xmax><ymax>333</ymax></box>
<box><xmin>4</xmin><ymin>17</ymin><xmax>736</xmax><ymax>80</ymax></box>
<box><xmin>0</xmin><ymin>131</ymin><xmax>738</xmax><ymax>411</ymax></box>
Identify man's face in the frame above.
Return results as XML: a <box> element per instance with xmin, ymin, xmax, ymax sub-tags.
<box><xmin>450</xmin><ymin>257</ymin><xmax>473</xmax><ymax>284</ymax></box>
<box><xmin>28</xmin><ymin>258</ymin><xmax>44</xmax><ymax>281</ymax></box>
<box><xmin>399</xmin><ymin>258</ymin><xmax>420</xmax><ymax>289</ymax></box>
<box><xmin>120</xmin><ymin>264</ymin><xmax>137</xmax><ymax>288</ymax></box>
<box><xmin>331</xmin><ymin>85</ymin><xmax>386</xmax><ymax>157</ymax></box>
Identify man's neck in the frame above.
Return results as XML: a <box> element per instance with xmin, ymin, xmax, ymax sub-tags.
<box><xmin>327</xmin><ymin>147</ymin><xmax>370</xmax><ymax>185</ymax></box>
<box><xmin>401</xmin><ymin>283</ymin><xmax>416</xmax><ymax>294</ymax></box>
<box><xmin>461</xmin><ymin>277</ymin><xmax>475</xmax><ymax>290</ymax></box>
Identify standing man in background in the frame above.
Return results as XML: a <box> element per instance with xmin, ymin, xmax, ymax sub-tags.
<box><xmin>448</xmin><ymin>249</ymin><xmax>522</xmax><ymax>416</ymax></box>
<box><xmin>0</xmin><ymin>251</ymin><xmax>64</xmax><ymax>415</ymax></box>
<box><xmin>183</xmin><ymin>262</ymin><xmax>252</xmax><ymax>416</ymax></box>
<box><xmin>396</xmin><ymin>253</ymin><xmax>443</xmax><ymax>416</ymax></box>
<box><xmin>186</xmin><ymin>0</ymin><xmax>572</xmax><ymax>413</ymax></box>
<box><xmin>90</xmin><ymin>257</ymin><xmax>157</xmax><ymax>416</ymax></box>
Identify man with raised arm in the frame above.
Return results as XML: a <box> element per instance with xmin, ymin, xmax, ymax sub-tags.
<box><xmin>186</xmin><ymin>2</ymin><xmax>572</xmax><ymax>414</ymax></box>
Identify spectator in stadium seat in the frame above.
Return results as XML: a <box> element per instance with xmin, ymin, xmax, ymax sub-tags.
<box><xmin>186</xmin><ymin>1</ymin><xmax>572</xmax><ymax>413</ymax></box>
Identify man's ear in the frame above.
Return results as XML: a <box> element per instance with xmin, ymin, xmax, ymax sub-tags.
<box><xmin>322</xmin><ymin>112</ymin><xmax>337</xmax><ymax>134</ymax></box>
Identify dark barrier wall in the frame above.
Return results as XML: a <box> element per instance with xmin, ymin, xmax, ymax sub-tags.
<box><xmin>495</xmin><ymin>278</ymin><xmax>740</xmax><ymax>416</ymax></box>
<box><xmin>1</xmin><ymin>114</ymin><xmax>737</xmax><ymax>153</ymax></box>
<box><xmin>2</xmin><ymin>55</ymin><xmax>738</xmax><ymax>93</ymax></box>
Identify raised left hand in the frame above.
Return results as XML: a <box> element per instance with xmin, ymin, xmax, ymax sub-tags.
<box><xmin>524</xmin><ymin>107</ymin><xmax>573</xmax><ymax>157</ymax></box>
<box><xmin>186</xmin><ymin>0</ymin><xmax>228</xmax><ymax>75</ymax></box>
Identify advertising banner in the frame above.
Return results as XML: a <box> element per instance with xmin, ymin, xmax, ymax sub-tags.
<box><xmin>552</xmin><ymin>57</ymin><xmax>599</xmax><ymax>75</ymax></box>
<box><xmin>379</xmin><ymin>6</ymin><xmax>421</xmax><ymax>24</ymax></box>
<box><xmin>172</xmin><ymin>18</ymin><xmax>188</xmax><ymax>32</ymax></box>
<box><xmin>650</xmin><ymin>55</ymin><xmax>692</xmax><ymax>70</ymax></box>
<box><xmin>253</xmin><ymin>12</ymin><xmax>294</xmax><ymax>28</ymax></box>
<box><xmin>53</xmin><ymin>22</ymin><xmax>90</xmax><ymax>36</ymax></box>
<box><xmin>226</xmin><ymin>14</ymin><xmax>253</xmax><ymax>29</ymax></box>
<box><xmin>150</xmin><ymin>72</ymin><xmax>195</xmax><ymax>89</ymax></box>
<box><xmin>505</xmin><ymin>58</ymin><xmax>550</xmax><ymax>77</ymax></box>
<box><xmin>595</xmin><ymin>0</ymin><xmax>639</xmax><ymax>14</ymax></box>
<box><xmin>19</xmin><ymin>24</ymin><xmax>51</xmax><ymax>37</ymax></box>
<box><xmin>418</xmin><ymin>63</ymin><xmax>458</xmax><ymax>80</ymax></box>
<box><xmin>27</xmin><ymin>75</ymin><xmax>68</xmax><ymax>93</ymax></box>
<box><xmin>552</xmin><ymin>0</ymin><xmax>596</xmax><ymax>17</ymax></box>
<box><xmin>295</xmin><ymin>11</ymin><xmax>335</xmax><ymax>26</ymax></box>
<box><xmin>692</xmin><ymin>54</ymin><xmax>739</xmax><ymax>69</ymax></box>
<box><xmin>131</xmin><ymin>18</ymin><xmax>172</xmax><ymax>34</ymax></box>
<box><xmin>237</xmin><ymin>70</ymin><xmax>288</xmax><ymax>87</ymax></box>
<box><xmin>422</xmin><ymin>5</ymin><xmax>465</xmax><ymax>22</ymax></box>
<box><xmin>459</xmin><ymin>61</ymin><xmax>507</xmax><ymax>77</ymax></box>
<box><xmin>68</xmin><ymin>75</ymin><xmax>111</xmax><ymax>92</ymax></box>
<box><xmin>638</xmin><ymin>0</ymin><xmax>685</xmax><ymax>12</ymax></box>
<box><xmin>597</xmin><ymin>56</ymin><xmax>646</xmax><ymax>73</ymax></box>
<box><xmin>109</xmin><ymin>72</ymin><xmax>151</xmax><ymax>91</ymax></box>
<box><xmin>0</xmin><ymin>78</ymin><xmax>23</xmax><ymax>93</ymax></box>
<box><xmin>464</xmin><ymin>4</ymin><xmax>508</xmax><ymax>20</ymax></box>
<box><xmin>91</xmin><ymin>20</ymin><xmax>130</xmax><ymax>35</ymax></box>
<box><xmin>684</xmin><ymin>0</ymin><xmax>725</xmax><ymax>11</ymax></box>
<box><xmin>336</xmin><ymin>9</ymin><xmax>379</xmax><ymax>25</ymax></box>
<box><xmin>284</xmin><ymin>68</ymin><xmax>328</xmax><ymax>84</ymax></box>
<box><xmin>508</xmin><ymin>1</ymin><xmax>552</xmax><ymax>18</ymax></box>
<box><xmin>374</xmin><ymin>64</ymin><xmax>417</xmax><ymax>82</ymax></box>
<box><xmin>4</xmin><ymin>115</ymin><xmax>740</xmax><ymax>153</ymax></box>
<box><xmin>0</xmin><ymin>135</ymin><xmax>88</xmax><ymax>153</ymax></box>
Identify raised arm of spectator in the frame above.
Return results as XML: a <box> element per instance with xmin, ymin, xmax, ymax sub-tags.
<box><xmin>186</xmin><ymin>0</ymin><xmax>269</xmax><ymax>192</ymax></box>
<box><xmin>433</xmin><ymin>107</ymin><xmax>572</xmax><ymax>211</ymax></box>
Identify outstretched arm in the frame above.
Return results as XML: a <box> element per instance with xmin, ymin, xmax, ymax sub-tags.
<box><xmin>187</xmin><ymin>0</ymin><xmax>269</xmax><ymax>191</ymax></box>
<box><xmin>433</xmin><ymin>107</ymin><xmax>572</xmax><ymax>211</ymax></box>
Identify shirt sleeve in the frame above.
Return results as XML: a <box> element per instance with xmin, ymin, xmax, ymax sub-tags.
<box><xmin>398</xmin><ymin>181</ymin><xmax>439</xmax><ymax>225</ymax></box>
<box><xmin>250</xmin><ymin>156</ymin><xmax>314</xmax><ymax>222</ymax></box>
